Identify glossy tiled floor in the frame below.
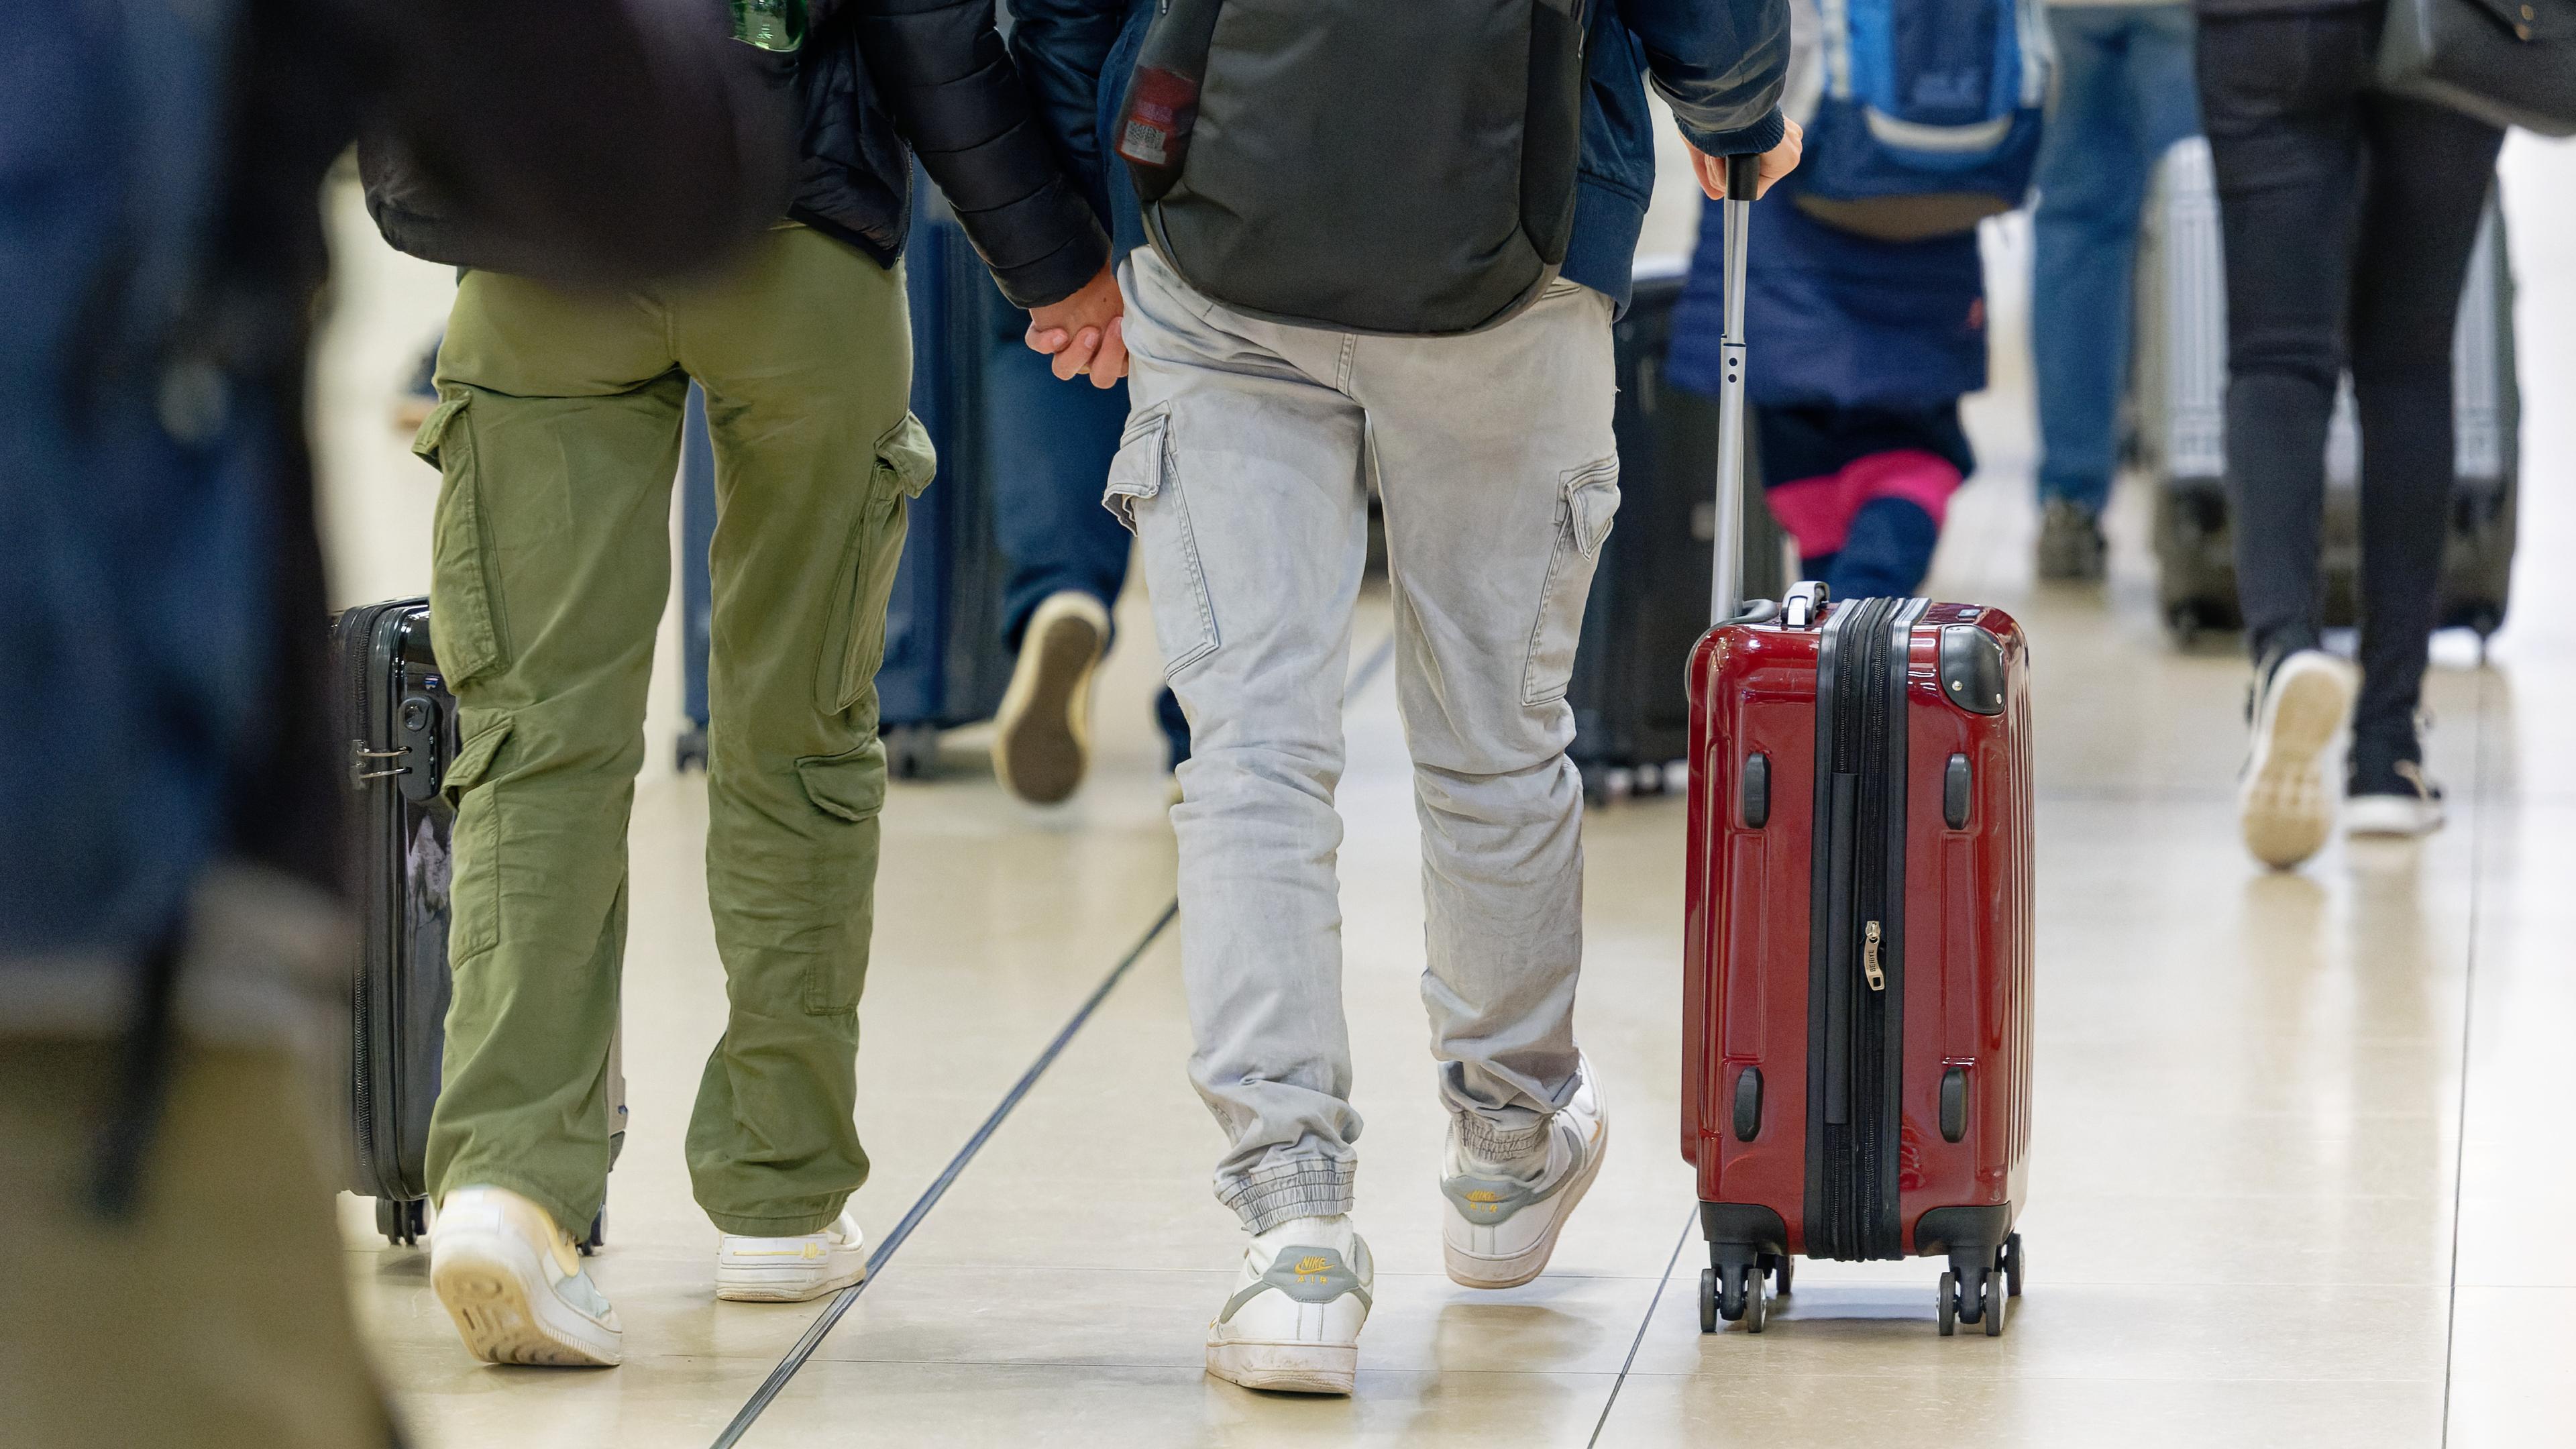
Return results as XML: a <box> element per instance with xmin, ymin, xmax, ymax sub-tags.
<box><xmin>334</xmin><ymin>136</ymin><xmax>2576</xmax><ymax>1447</ymax></box>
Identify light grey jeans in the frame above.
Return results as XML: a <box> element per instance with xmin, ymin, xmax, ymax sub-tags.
<box><xmin>1110</xmin><ymin>249</ymin><xmax>1619</xmax><ymax>1234</ymax></box>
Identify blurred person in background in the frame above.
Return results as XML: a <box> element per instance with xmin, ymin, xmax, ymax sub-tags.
<box><xmin>0</xmin><ymin>1</ymin><xmax>790</xmax><ymax>1444</ymax></box>
<box><xmin>1669</xmin><ymin>0</ymin><xmax>2016</xmax><ymax>602</ymax></box>
<box><xmin>2203</xmin><ymin>0</ymin><xmax>2504</xmax><ymax>869</ymax></box>
<box><xmin>2029</xmin><ymin>0</ymin><xmax>2200</xmax><ymax>580</ymax></box>
<box><xmin>985</xmin><ymin>323</ymin><xmax>1192</xmax><ymax>804</ymax></box>
<box><xmin>370</xmin><ymin>0</ymin><xmax>1119</xmax><ymax>1368</ymax></box>
<box><xmin>1674</xmin><ymin>195</ymin><xmax>1988</xmax><ymax>600</ymax></box>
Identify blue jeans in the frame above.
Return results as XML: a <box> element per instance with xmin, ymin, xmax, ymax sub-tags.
<box><xmin>983</xmin><ymin>310</ymin><xmax>1192</xmax><ymax>765</ymax></box>
<box><xmin>2031</xmin><ymin>4</ymin><xmax>2200</xmax><ymax>513</ymax></box>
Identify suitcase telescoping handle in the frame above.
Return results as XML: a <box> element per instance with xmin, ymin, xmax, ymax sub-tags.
<box><xmin>1708</xmin><ymin>153</ymin><xmax>1762</xmax><ymax>629</ymax></box>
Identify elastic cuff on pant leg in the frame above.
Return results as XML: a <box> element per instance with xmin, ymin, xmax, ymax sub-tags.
<box><xmin>1220</xmin><ymin>1159</ymin><xmax>1356</xmax><ymax>1235</ymax></box>
<box><xmin>1455</xmin><ymin>1109</ymin><xmax>1550</xmax><ymax>1161</ymax></box>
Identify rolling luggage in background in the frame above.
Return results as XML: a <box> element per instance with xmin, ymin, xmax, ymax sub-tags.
<box><xmin>331</xmin><ymin>599</ymin><xmax>455</xmax><ymax>1246</ymax></box>
<box><xmin>1568</xmin><ymin>259</ymin><xmax>1784</xmax><ymax>804</ymax></box>
<box><xmin>680</xmin><ymin>179</ymin><xmax>1012</xmax><ymax>777</ymax></box>
<box><xmin>1680</xmin><ymin>161</ymin><xmax>2036</xmax><ymax>1337</ymax></box>
<box><xmin>2131</xmin><ymin>137</ymin><xmax>2519</xmax><ymax>645</ymax></box>
<box><xmin>331</xmin><ymin>599</ymin><xmax>620</xmax><ymax>1248</ymax></box>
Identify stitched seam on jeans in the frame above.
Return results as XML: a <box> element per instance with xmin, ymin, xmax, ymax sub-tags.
<box><xmin>1159</xmin><ymin>431</ymin><xmax>1221</xmax><ymax>678</ymax></box>
<box><xmin>1523</xmin><ymin>498</ymin><xmax>1578</xmax><ymax>707</ymax></box>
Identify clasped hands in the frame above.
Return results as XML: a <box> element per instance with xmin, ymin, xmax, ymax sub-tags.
<box><xmin>1024</xmin><ymin>264</ymin><xmax>1128</xmax><ymax>388</ymax></box>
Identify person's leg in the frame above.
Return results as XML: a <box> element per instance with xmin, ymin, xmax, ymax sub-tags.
<box><xmin>1119</xmin><ymin>248</ymin><xmax>1373</xmax><ymax>1228</ymax></box>
<box><xmin>2343</xmin><ymin>93</ymin><xmax>2504</xmax><ymax>816</ymax></box>
<box><xmin>1118</xmin><ymin>248</ymin><xmax>1375</xmax><ymax>1394</ymax></box>
<box><xmin>2031</xmin><ymin>8</ymin><xmax>2140</xmax><ymax>525</ymax></box>
<box><xmin>0</xmin><ymin>1038</ymin><xmax>397</xmax><ymax>1448</ymax></box>
<box><xmin>2200</xmin><ymin>11</ymin><xmax>2381</xmax><ymax>869</ymax></box>
<box><xmin>670</xmin><ymin>226</ymin><xmax>917</xmax><ymax>1246</ymax></box>
<box><xmin>2198</xmin><ymin>12</ymin><xmax>2367</xmax><ymax>670</ymax></box>
<box><xmin>424</xmin><ymin>268</ymin><xmax>680</xmax><ymax>1242</ymax></box>
<box><xmin>1342</xmin><ymin>280</ymin><xmax>1618</xmax><ymax>1289</ymax></box>
<box><xmin>989</xmin><ymin>327</ymin><xmax>1134</xmax><ymax>646</ymax></box>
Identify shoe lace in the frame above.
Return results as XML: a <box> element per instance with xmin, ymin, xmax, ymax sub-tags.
<box><xmin>2393</xmin><ymin>759</ymin><xmax>2439</xmax><ymax>804</ymax></box>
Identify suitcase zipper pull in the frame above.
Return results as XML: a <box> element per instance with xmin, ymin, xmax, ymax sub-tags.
<box><xmin>1862</xmin><ymin>920</ymin><xmax>1885</xmax><ymax>991</ymax></box>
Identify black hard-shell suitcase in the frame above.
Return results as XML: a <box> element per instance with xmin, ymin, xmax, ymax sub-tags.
<box><xmin>677</xmin><ymin>180</ymin><xmax>1012</xmax><ymax>778</ymax></box>
<box><xmin>2131</xmin><ymin>138</ymin><xmax>2518</xmax><ymax>645</ymax></box>
<box><xmin>330</xmin><ymin>599</ymin><xmax>619</xmax><ymax>1248</ymax></box>
<box><xmin>1569</xmin><ymin>260</ymin><xmax>1785</xmax><ymax>804</ymax></box>
<box><xmin>329</xmin><ymin>598</ymin><xmax>458</xmax><ymax>1246</ymax></box>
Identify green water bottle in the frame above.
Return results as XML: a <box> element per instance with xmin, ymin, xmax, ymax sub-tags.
<box><xmin>731</xmin><ymin>0</ymin><xmax>804</xmax><ymax>52</ymax></box>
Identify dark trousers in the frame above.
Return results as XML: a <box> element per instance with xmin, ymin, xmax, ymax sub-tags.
<box><xmin>2197</xmin><ymin>3</ymin><xmax>2502</xmax><ymax>757</ymax></box>
<box><xmin>983</xmin><ymin>308</ymin><xmax>1192</xmax><ymax>765</ymax></box>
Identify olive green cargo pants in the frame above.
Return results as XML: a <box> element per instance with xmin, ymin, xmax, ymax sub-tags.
<box><xmin>419</xmin><ymin>225</ymin><xmax>932</xmax><ymax>1237</ymax></box>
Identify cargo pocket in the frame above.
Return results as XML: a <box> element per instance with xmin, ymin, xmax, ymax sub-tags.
<box><xmin>1102</xmin><ymin>405</ymin><xmax>1220</xmax><ymax>678</ymax></box>
<box><xmin>415</xmin><ymin>393</ymin><xmax>512</xmax><ymax>690</ymax></box>
<box><xmin>439</xmin><ymin>714</ymin><xmax>513</xmax><ymax>961</ymax></box>
<box><xmin>821</xmin><ymin>414</ymin><xmax>937</xmax><ymax>717</ymax></box>
<box><xmin>793</xmin><ymin>739</ymin><xmax>887</xmax><ymax>1014</ymax></box>
<box><xmin>1523</xmin><ymin>458</ymin><xmax>1621</xmax><ymax>706</ymax></box>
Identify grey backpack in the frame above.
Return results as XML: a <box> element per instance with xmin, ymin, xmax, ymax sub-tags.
<box><xmin>1116</xmin><ymin>0</ymin><xmax>1590</xmax><ymax>337</ymax></box>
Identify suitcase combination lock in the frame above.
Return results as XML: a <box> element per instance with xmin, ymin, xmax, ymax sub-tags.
<box><xmin>1862</xmin><ymin>920</ymin><xmax>1885</xmax><ymax>991</ymax></box>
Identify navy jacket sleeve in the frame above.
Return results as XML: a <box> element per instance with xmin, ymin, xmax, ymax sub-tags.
<box><xmin>1621</xmin><ymin>0</ymin><xmax>1790</xmax><ymax>157</ymax></box>
<box><xmin>847</xmin><ymin>0</ymin><xmax>1110</xmax><ymax>307</ymax></box>
<box><xmin>1005</xmin><ymin>0</ymin><xmax>1128</xmax><ymax>223</ymax></box>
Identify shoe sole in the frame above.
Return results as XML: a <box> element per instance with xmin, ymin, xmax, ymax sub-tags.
<box><xmin>1442</xmin><ymin>1118</ymin><xmax>1609</xmax><ymax>1291</ymax></box>
<box><xmin>431</xmin><ymin>1231</ymin><xmax>621</xmax><ymax>1367</ymax></box>
<box><xmin>2239</xmin><ymin>659</ymin><xmax>2355</xmax><ymax>869</ymax></box>
<box><xmin>2346</xmin><ymin>795</ymin><xmax>2445</xmax><ymax>838</ymax></box>
<box><xmin>714</xmin><ymin>1261</ymin><xmax>866</xmax><ymax>1303</ymax></box>
<box><xmin>1206</xmin><ymin>1338</ymin><xmax>1358</xmax><ymax>1395</ymax></box>
<box><xmin>993</xmin><ymin>598</ymin><xmax>1105</xmax><ymax>806</ymax></box>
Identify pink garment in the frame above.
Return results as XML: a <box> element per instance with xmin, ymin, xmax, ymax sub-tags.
<box><xmin>1763</xmin><ymin>449</ymin><xmax>1963</xmax><ymax>558</ymax></box>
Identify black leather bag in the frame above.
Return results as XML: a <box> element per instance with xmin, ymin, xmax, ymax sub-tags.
<box><xmin>2378</xmin><ymin>0</ymin><xmax>2576</xmax><ymax>136</ymax></box>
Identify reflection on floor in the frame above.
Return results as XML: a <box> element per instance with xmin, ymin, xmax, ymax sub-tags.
<box><xmin>341</xmin><ymin>136</ymin><xmax>2576</xmax><ymax>1446</ymax></box>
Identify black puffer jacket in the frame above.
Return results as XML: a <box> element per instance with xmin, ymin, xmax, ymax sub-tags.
<box><xmin>365</xmin><ymin>0</ymin><xmax>1108</xmax><ymax>309</ymax></box>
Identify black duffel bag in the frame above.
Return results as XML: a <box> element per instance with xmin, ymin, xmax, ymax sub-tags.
<box><xmin>2379</xmin><ymin>0</ymin><xmax>2576</xmax><ymax>136</ymax></box>
<box><xmin>1114</xmin><ymin>0</ymin><xmax>1588</xmax><ymax>337</ymax></box>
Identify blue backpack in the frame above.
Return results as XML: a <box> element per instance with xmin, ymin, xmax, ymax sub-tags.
<box><xmin>1792</xmin><ymin>0</ymin><xmax>2051</xmax><ymax>240</ymax></box>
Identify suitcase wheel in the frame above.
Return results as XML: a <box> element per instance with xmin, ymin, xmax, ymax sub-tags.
<box><xmin>2001</xmin><ymin>1232</ymin><xmax>2023</xmax><ymax>1300</ymax></box>
<box><xmin>1705</xmin><ymin>1259</ymin><xmax>1768</xmax><ymax>1332</ymax></box>
<box><xmin>1766</xmin><ymin>1251</ymin><xmax>1793</xmax><ymax>1297</ymax></box>
<box><xmin>1941</xmin><ymin>1252</ymin><xmax>2009</xmax><ymax>1338</ymax></box>
<box><xmin>376</xmin><ymin>1195</ymin><xmax>427</xmax><ymax>1248</ymax></box>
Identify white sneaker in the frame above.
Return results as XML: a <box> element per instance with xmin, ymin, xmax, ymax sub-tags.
<box><xmin>992</xmin><ymin>590</ymin><xmax>1109</xmax><ymax>806</ymax></box>
<box><xmin>715</xmin><ymin>1210</ymin><xmax>867</xmax><ymax>1303</ymax></box>
<box><xmin>1441</xmin><ymin>1057</ymin><xmax>1609</xmax><ymax>1289</ymax></box>
<box><xmin>431</xmin><ymin>1186</ymin><xmax>623</xmax><ymax>1366</ymax></box>
<box><xmin>1205</xmin><ymin>1215</ymin><xmax>1373</xmax><ymax>1395</ymax></box>
<box><xmin>2347</xmin><ymin>759</ymin><xmax>2447</xmax><ymax>838</ymax></box>
<box><xmin>2238</xmin><ymin>650</ymin><xmax>2358</xmax><ymax>870</ymax></box>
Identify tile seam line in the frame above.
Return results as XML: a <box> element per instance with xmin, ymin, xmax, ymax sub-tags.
<box><xmin>2436</xmin><ymin>662</ymin><xmax>2498</xmax><ymax>1446</ymax></box>
<box><xmin>708</xmin><ymin>633</ymin><xmax>1397</xmax><ymax>1448</ymax></box>
<box><xmin>1586</xmin><ymin>1205</ymin><xmax>1697</xmax><ymax>1447</ymax></box>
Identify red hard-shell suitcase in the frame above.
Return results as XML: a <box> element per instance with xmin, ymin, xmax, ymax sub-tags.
<box><xmin>1677</xmin><ymin>160</ymin><xmax>2036</xmax><ymax>1337</ymax></box>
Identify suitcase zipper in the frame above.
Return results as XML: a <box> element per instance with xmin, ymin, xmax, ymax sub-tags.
<box><xmin>1811</xmin><ymin>596</ymin><xmax>1906</xmax><ymax>1260</ymax></box>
